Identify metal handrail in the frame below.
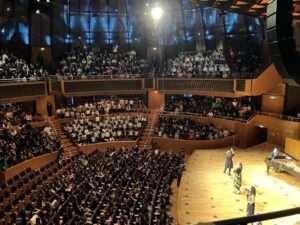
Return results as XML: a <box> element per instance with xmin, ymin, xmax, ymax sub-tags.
<box><xmin>160</xmin><ymin>110</ymin><xmax>258</xmax><ymax>123</ymax></box>
<box><xmin>210</xmin><ymin>206</ymin><xmax>300</xmax><ymax>225</ymax></box>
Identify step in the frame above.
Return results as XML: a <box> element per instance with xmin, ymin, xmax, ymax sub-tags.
<box><xmin>61</xmin><ymin>139</ymin><xmax>71</xmax><ymax>144</ymax></box>
<box><xmin>62</xmin><ymin>143</ymin><xmax>74</xmax><ymax>148</ymax></box>
<box><xmin>64</xmin><ymin>146</ymin><xmax>77</xmax><ymax>151</ymax></box>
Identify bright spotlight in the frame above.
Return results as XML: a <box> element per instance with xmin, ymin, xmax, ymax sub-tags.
<box><xmin>151</xmin><ymin>6</ymin><xmax>162</xmax><ymax>20</ymax></box>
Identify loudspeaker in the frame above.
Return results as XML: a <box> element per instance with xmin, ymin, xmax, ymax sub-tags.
<box><xmin>266</xmin><ymin>0</ymin><xmax>300</xmax><ymax>79</ymax></box>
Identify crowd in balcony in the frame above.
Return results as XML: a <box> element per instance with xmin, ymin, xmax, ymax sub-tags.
<box><xmin>0</xmin><ymin>50</ymin><xmax>48</xmax><ymax>80</ymax></box>
<box><xmin>56</xmin><ymin>97</ymin><xmax>146</xmax><ymax>119</ymax></box>
<box><xmin>155</xmin><ymin>117</ymin><xmax>233</xmax><ymax>140</ymax></box>
<box><xmin>0</xmin><ymin>122</ymin><xmax>61</xmax><ymax>170</ymax></box>
<box><xmin>63</xmin><ymin>114</ymin><xmax>147</xmax><ymax>145</ymax></box>
<box><xmin>0</xmin><ymin>104</ymin><xmax>36</xmax><ymax>129</ymax></box>
<box><xmin>56</xmin><ymin>47</ymin><xmax>149</xmax><ymax>78</ymax></box>
<box><xmin>225</xmin><ymin>47</ymin><xmax>261</xmax><ymax>75</ymax></box>
<box><xmin>3</xmin><ymin>146</ymin><xmax>184</xmax><ymax>225</ymax></box>
<box><xmin>164</xmin><ymin>50</ymin><xmax>231</xmax><ymax>78</ymax></box>
<box><xmin>164</xmin><ymin>95</ymin><xmax>255</xmax><ymax>120</ymax></box>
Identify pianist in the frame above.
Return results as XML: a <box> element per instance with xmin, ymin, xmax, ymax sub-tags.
<box><xmin>265</xmin><ymin>147</ymin><xmax>279</xmax><ymax>173</ymax></box>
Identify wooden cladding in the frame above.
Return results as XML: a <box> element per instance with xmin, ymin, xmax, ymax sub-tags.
<box><xmin>63</xmin><ymin>79</ymin><xmax>143</xmax><ymax>93</ymax></box>
<box><xmin>0</xmin><ymin>82</ymin><xmax>46</xmax><ymax>101</ymax></box>
<box><xmin>236</xmin><ymin>79</ymin><xmax>246</xmax><ymax>92</ymax></box>
<box><xmin>158</xmin><ymin>79</ymin><xmax>234</xmax><ymax>93</ymax></box>
<box><xmin>144</xmin><ymin>78</ymin><xmax>154</xmax><ymax>89</ymax></box>
<box><xmin>50</xmin><ymin>81</ymin><xmax>62</xmax><ymax>93</ymax></box>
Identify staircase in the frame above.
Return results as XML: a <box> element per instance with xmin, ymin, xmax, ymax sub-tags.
<box><xmin>138</xmin><ymin>110</ymin><xmax>159</xmax><ymax>150</ymax></box>
<box><xmin>47</xmin><ymin>117</ymin><xmax>79</xmax><ymax>160</ymax></box>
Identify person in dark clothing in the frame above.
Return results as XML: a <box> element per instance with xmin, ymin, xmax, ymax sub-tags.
<box><xmin>47</xmin><ymin>102</ymin><xmax>53</xmax><ymax>117</ymax></box>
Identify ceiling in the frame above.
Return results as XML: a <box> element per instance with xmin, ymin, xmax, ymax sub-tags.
<box><xmin>191</xmin><ymin>0</ymin><xmax>300</xmax><ymax>22</ymax></box>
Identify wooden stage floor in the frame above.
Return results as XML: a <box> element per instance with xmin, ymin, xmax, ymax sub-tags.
<box><xmin>178</xmin><ymin>143</ymin><xmax>300</xmax><ymax>225</ymax></box>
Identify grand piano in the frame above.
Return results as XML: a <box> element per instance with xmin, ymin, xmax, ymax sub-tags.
<box><xmin>265</xmin><ymin>155</ymin><xmax>300</xmax><ymax>179</ymax></box>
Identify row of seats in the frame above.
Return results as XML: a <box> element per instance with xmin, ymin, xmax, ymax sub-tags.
<box><xmin>0</xmin><ymin>48</ymin><xmax>261</xmax><ymax>80</ymax></box>
<box><xmin>0</xmin><ymin>152</ymin><xmax>91</xmax><ymax>225</ymax></box>
<box><xmin>1</xmin><ymin>147</ymin><xmax>184</xmax><ymax>225</ymax></box>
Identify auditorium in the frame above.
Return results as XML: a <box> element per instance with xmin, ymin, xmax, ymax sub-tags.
<box><xmin>0</xmin><ymin>0</ymin><xmax>300</xmax><ymax>224</ymax></box>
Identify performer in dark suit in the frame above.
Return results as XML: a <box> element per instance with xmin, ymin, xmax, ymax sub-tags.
<box><xmin>47</xmin><ymin>102</ymin><xmax>53</xmax><ymax>117</ymax></box>
<box><xmin>245</xmin><ymin>186</ymin><xmax>256</xmax><ymax>216</ymax></box>
<box><xmin>223</xmin><ymin>148</ymin><xmax>235</xmax><ymax>175</ymax></box>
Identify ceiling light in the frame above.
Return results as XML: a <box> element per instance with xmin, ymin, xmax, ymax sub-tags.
<box><xmin>151</xmin><ymin>6</ymin><xmax>163</xmax><ymax>20</ymax></box>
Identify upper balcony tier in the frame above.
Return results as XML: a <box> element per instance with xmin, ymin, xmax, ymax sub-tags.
<box><xmin>0</xmin><ymin>64</ymin><xmax>282</xmax><ymax>102</ymax></box>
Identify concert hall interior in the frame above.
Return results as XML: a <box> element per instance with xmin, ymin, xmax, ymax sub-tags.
<box><xmin>0</xmin><ymin>0</ymin><xmax>300</xmax><ymax>224</ymax></box>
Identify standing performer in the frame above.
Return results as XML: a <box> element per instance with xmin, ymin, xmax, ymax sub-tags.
<box><xmin>223</xmin><ymin>148</ymin><xmax>235</xmax><ymax>175</ymax></box>
<box><xmin>245</xmin><ymin>186</ymin><xmax>256</xmax><ymax>216</ymax></box>
<box><xmin>233</xmin><ymin>162</ymin><xmax>243</xmax><ymax>194</ymax></box>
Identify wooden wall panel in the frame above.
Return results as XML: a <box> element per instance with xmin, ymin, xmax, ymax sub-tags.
<box><xmin>152</xmin><ymin>136</ymin><xmax>236</xmax><ymax>154</ymax></box>
<box><xmin>255</xmin><ymin>115</ymin><xmax>300</xmax><ymax>146</ymax></box>
<box><xmin>36</xmin><ymin>95</ymin><xmax>56</xmax><ymax>116</ymax></box>
<box><xmin>148</xmin><ymin>91</ymin><xmax>164</xmax><ymax>109</ymax></box>
<box><xmin>252</xmin><ymin>64</ymin><xmax>282</xmax><ymax>95</ymax></box>
<box><xmin>262</xmin><ymin>94</ymin><xmax>284</xmax><ymax>115</ymax></box>
<box><xmin>1</xmin><ymin>152</ymin><xmax>57</xmax><ymax>184</ymax></box>
<box><xmin>79</xmin><ymin>141</ymin><xmax>137</xmax><ymax>154</ymax></box>
<box><xmin>285</xmin><ymin>137</ymin><xmax>300</xmax><ymax>161</ymax></box>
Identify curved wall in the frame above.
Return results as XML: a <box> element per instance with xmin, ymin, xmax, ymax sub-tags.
<box><xmin>0</xmin><ymin>152</ymin><xmax>57</xmax><ymax>185</ymax></box>
<box><xmin>152</xmin><ymin>135</ymin><xmax>236</xmax><ymax>154</ymax></box>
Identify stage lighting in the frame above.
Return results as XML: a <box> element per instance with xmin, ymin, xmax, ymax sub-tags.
<box><xmin>151</xmin><ymin>6</ymin><xmax>162</xmax><ymax>20</ymax></box>
<box><xmin>36</xmin><ymin>9</ymin><xmax>40</xmax><ymax>14</ymax></box>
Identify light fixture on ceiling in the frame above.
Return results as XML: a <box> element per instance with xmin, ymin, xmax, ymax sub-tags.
<box><xmin>151</xmin><ymin>6</ymin><xmax>163</xmax><ymax>20</ymax></box>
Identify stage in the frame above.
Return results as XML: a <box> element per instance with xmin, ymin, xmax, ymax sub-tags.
<box><xmin>178</xmin><ymin>143</ymin><xmax>300</xmax><ymax>225</ymax></box>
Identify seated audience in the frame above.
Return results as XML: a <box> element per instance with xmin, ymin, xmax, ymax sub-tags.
<box><xmin>164</xmin><ymin>49</ymin><xmax>231</xmax><ymax>78</ymax></box>
<box><xmin>0</xmin><ymin>104</ymin><xmax>34</xmax><ymax>128</ymax></box>
<box><xmin>5</xmin><ymin>146</ymin><xmax>185</xmax><ymax>225</ymax></box>
<box><xmin>56</xmin><ymin>97</ymin><xmax>146</xmax><ymax>119</ymax></box>
<box><xmin>56</xmin><ymin>46</ymin><xmax>149</xmax><ymax>78</ymax></box>
<box><xmin>165</xmin><ymin>95</ymin><xmax>255</xmax><ymax>120</ymax></box>
<box><xmin>155</xmin><ymin>117</ymin><xmax>233</xmax><ymax>140</ymax></box>
<box><xmin>0</xmin><ymin>50</ymin><xmax>48</xmax><ymax>79</ymax></box>
<box><xmin>63</xmin><ymin>114</ymin><xmax>147</xmax><ymax>145</ymax></box>
<box><xmin>226</xmin><ymin>48</ymin><xmax>260</xmax><ymax>75</ymax></box>
<box><xmin>0</xmin><ymin>122</ymin><xmax>61</xmax><ymax>170</ymax></box>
